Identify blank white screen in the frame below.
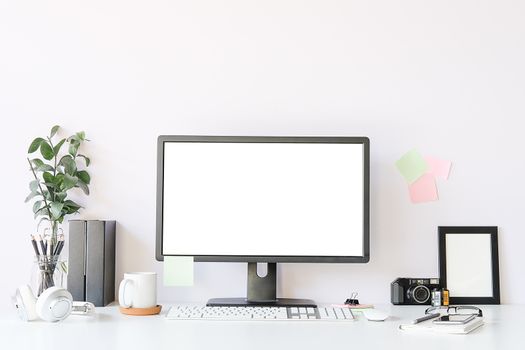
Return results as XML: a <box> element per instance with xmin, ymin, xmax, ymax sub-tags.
<box><xmin>162</xmin><ymin>142</ymin><xmax>365</xmax><ymax>257</ymax></box>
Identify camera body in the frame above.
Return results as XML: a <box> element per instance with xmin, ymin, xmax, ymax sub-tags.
<box><xmin>391</xmin><ymin>278</ymin><xmax>441</xmax><ymax>305</ymax></box>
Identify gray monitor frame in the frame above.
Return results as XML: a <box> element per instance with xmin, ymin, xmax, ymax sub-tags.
<box><xmin>156</xmin><ymin>135</ymin><xmax>370</xmax><ymax>264</ymax></box>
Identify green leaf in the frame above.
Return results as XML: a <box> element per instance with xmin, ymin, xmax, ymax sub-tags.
<box><xmin>36</xmin><ymin>163</ymin><xmax>54</xmax><ymax>172</ymax></box>
<box><xmin>76</xmin><ymin>131</ymin><xmax>86</xmax><ymax>141</ymax></box>
<box><xmin>61</xmin><ymin>174</ymin><xmax>78</xmax><ymax>191</ymax></box>
<box><xmin>59</xmin><ymin>155</ymin><xmax>76</xmax><ymax>175</ymax></box>
<box><xmin>32</xmin><ymin>200</ymin><xmax>43</xmax><ymax>214</ymax></box>
<box><xmin>31</xmin><ymin>159</ymin><xmax>44</xmax><ymax>167</ymax></box>
<box><xmin>42</xmin><ymin>172</ymin><xmax>58</xmax><ymax>200</ymax></box>
<box><xmin>50</xmin><ymin>125</ymin><xmax>60</xmax><ymax>138</ymax></box>
<box><xmin>77</xmin><ymin>154</ymin><xmax>91</xmax><ymax>167</ymax></box>
<box><xmin>77</xmin><ymin>170</ymin><xmax>90</xmax><ymax>185</ymax></box>
<box><xmin>77</xmin><ymin>181</ymin><xmax>90</xmax><ymax>195</ymax></box>
<box><xmin>55</xmin><ymin>173</ymin><xmax>64</xmax><ymax>185</ymax></box>
<box><xmin>34</xmin><ymin>206</ymin><xmax>49</xmax><ymax>219</ymax></box>
<box><xmin>29</xmin><ymin>180</ymin><xmax>40</xmax><ymax>192</ymax></box>
<box><xmin>45</xmin><ymin>188</ymin><xmax>55</xmax><ymax>200</ymax></box>
<box><xmin>67</xmin><ymin>134</ymin><xmax>79</xmax><ymax>143</ymax></box>
<box><xmin>40</xmin><ymin>141</ymin><xmax>54</xmax><ymax>160</ymax></box>
<box><xmin>64</xmin><ymin>199</ymin><xmax>82</xmax><ymax>214</ymax></box>
<box><xmin>53</xmin><ymin>138</ymin><xmax>66</xmax><ymax>156</ymax></box>
<box><xmin>43</xmin><ymin>190</ymin><xmax>52</xmax><ymax>201</ymax></box>
<box><xmin>62</xmin><ymin>157</ymin><xmax>76</xmax><ymax>175</ymax></box>
<box><xmin>28</xmin><ymin>138</ymin><xmax>44</xmax><ymax>153</ymax></box>
<box><xmin>59</xmin><ymin>154</ymin><xmax>73</xmax><ymax>166</ymax></box>
<box><xmin>24</xmin><ymin>191</ymin><xmax>40</xmax><ymax>203</ymax></box>
<box><xmin>55</xmin><ymin>192</ymin><xmax>67</xmax><ymax>202</ymax></box>
<box><xmin>64</xmin><ymin>199</ymin><xmax>81</xmax><ymax>207</ymax></box>
<box><xmin>68</xmin><ymin>141</ymin><xmax>79</xmax><ymax>157</ymax></box>
<box><xmin>50</xmin><ymin>202</ymin><xmax>64</xmax><ymax>220</ymax></box>
<box><xmin>66</xmin><ymin>207</ymin><xmax>81</xmax><ymax>215</ymax></box>
<box><xmin>43</xmin><ymin>172</ymin><xmax>55</xmax><ymax>184</ymax></box>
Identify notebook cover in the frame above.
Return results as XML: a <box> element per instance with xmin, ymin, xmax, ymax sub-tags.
<box><xmin>67</xmin><ymin>220</ymin><xmax>87</xmax><ymax>301</ymax></box>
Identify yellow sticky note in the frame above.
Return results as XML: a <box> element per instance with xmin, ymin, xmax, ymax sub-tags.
<box><xmin>164</xmin><ymin>256</ymin><xmax>194</xmax><ymax>286</ymax></box>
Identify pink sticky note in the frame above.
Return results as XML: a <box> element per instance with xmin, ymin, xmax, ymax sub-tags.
<box><xmin>424</xmin><ymin>156</ymin><xmax>451</xmax><ymax>180</ymax></box>
<box><xmin>409</xmin><ymin>173</ymin><xmax>438</xmax><ymax>203</ymax></box>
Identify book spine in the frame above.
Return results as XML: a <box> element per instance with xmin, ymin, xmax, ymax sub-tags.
<box><xmin>67</xmin><ymin>220</ymin><xmax>87</xmax><ymax>301</ymax></box>
<box><xmin>103</xmin><ymin>221</ymin><xmax>116</xmax><ymax>306</ymax></box>
<box><xmin>86</xmin><ymin>220</ymin><xmax>105</xmax><ymax>306</ymax></box>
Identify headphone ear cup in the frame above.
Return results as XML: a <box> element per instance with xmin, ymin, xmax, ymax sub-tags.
<box><xmin>36</xmin><ymin>287</ymin><xmax>73</xmax><ymax>322</ymax></box>
<box><xmin>14</xmin><ymin>285</ymin><xmax>38</xmax><ymax>321</ymax></box>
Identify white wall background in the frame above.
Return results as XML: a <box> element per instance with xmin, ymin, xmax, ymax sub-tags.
<box><xmin>1</xmin><ymin>0</ymin><xmax>524</xmax><ymax>309</ymax></box>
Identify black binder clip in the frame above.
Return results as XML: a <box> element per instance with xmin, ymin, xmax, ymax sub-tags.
<box><xmin>345</xmin><ymin>292</ymin><xmax>359</xmax><ymax>306</ymax></box>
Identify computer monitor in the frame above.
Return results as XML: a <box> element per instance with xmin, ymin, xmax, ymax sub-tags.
<box><xmin>156</xmin><ymin>136</ymin><xmax>370</xmax><ymax>307</ymax></box>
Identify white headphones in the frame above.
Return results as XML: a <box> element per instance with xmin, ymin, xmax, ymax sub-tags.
<box><xmin>15</xmin><ymin>285</ymin><xmax>73</xmax><ymax>322</ymax></box>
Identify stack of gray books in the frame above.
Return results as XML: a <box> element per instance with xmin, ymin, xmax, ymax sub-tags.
<box><xmin>67</xmin><ymin>220</ymin><xmax>116</xmax><ymax>307</ymax></box>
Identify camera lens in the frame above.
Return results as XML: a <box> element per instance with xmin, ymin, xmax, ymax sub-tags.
<box><xmin>409</xmin><ymin>285</ymin><xmax>431</xmax><ymax>304</ymax></box>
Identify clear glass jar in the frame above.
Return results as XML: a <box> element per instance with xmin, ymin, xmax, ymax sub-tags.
<box><xmin>31</xmin><ymin>255</ymin><xmax>67</xmax><ymax>296</ymax></box>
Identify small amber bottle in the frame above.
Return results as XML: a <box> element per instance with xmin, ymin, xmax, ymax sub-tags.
<box><xmin>442</xmin><ymin>288</ymin><xmax>450</xmax><ymax>306</ymax></box>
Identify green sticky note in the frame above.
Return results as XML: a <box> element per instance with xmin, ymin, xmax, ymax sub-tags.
<box><xmin>164</xmin><ymin>256</ymin><xmax>194</xmax><ymax>286</ymax></box>
<box><xmin>395</xmin><ymin>149</ymin><xmax>428</xmax><ymax>183</ymax></box>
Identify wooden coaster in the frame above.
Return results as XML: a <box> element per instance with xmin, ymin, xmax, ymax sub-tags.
<box><xmin>119</xmin><ymin>305</ymin><xmax>162</xmax><ymax>316</ymax></box>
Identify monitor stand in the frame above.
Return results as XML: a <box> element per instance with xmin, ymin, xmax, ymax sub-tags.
<box><xmin>206</xmin><ymin>262</ymin><xmax>317</xmax><ymax>307</ymax></box>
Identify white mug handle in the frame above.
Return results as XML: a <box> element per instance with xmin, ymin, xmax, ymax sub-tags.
<box><xmin>118</xmin><ymin>279</ymin><xmax>134</xmax><ymax>308</ymax></box>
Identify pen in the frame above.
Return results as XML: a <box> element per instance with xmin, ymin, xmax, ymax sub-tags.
<box><xmin>411</xmin><ymin>313</ymin><xmax>440</xmax><ymax>324</ymax></box>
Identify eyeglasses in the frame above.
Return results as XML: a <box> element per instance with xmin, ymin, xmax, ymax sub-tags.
<box><xmin>425</xmin><ymin>305</ymin><xmax>483</xmax><ymax>317</ymax></box>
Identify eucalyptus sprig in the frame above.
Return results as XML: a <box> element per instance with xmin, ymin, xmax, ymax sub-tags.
<box><xmin>25</xmin><ymin>125</ymin><xmax>91</xmax><ymax>244</ymax></box>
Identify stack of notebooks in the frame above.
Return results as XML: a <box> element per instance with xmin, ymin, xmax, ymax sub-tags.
<box><xmin>68</xmin><ymin>220</ymin><xmax>116</xmax><ymax>307</ymax></box>
<box><xmin>399</xmin><ymin>316</ymin><xmax>484</xmax><ymax>334</ymax></box>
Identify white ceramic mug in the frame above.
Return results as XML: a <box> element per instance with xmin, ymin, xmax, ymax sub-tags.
<box><xmin>118</xmin><ymin>272</ymin><xmax>157</xmax><ymax>309</ymax></box>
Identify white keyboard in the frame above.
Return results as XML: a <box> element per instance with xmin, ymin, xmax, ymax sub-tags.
<box><xmin>166</xmin><ymin>305</ymin><xmax>355</xmax><ymax>321</ymax></box>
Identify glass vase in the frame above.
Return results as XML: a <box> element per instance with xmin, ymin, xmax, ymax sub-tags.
<box><xmin>32</xmin><ymin>255</ymin><xmax>67</xmax><ymax>296</ymax></box>
<box><xmin>30</xmin><ymin>222</ymin><xmax>67</xmax><ymax>296</ymax></box>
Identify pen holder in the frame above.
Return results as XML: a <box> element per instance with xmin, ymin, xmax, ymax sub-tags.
<box><xmin>31</xmin><ymin>255</ymin><xmax>67</xmax><ymax>297</ymax></box>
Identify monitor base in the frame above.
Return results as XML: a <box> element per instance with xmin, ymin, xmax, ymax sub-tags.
<box><xmin>206</xmin><ymin>262</ymin><xmax>317</xmax><ymax>308</ymax></box>
<box><xmin>206</xmin><ymin>298</ymin><xmax>317</xmax><ymax>308</ymax></box>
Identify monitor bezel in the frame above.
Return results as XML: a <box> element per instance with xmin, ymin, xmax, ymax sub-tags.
<box><xmin>156</xmin><ymin>135</ymin><xmax>370</xmax><ymax>263</ymax></box>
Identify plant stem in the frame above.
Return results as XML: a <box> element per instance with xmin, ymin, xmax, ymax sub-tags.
<box><xmin>27</xmin><ymin>158</ymin><xmax>53</xmax><ymax>236</ymax></box>
<box><xmin>47</xmin><ymin>137</ymin><xmax>59</xmax><ymax>246</ymax></box>
<box><xmin>48</xmin><ymin>137</ymin><xmax>57</xmax><ymax>203</ymax></box>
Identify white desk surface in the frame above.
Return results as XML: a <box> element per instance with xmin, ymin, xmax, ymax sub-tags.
<box><xmin>0</xmin><ymin>303</ymin><xmax>520</xmax><ymax>350</ymax></box>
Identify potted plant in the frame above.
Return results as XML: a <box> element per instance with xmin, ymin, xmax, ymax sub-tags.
<box><xmin>25</xmin><ymin>125</ymin><xmax>91</xmax><ymax>294</ymax></box>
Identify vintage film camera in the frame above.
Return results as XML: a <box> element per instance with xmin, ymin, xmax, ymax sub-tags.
<box><xmin>391</xmin><ymin>278</ymin><xmax>441</xmax><ymax>305</ymax></box>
